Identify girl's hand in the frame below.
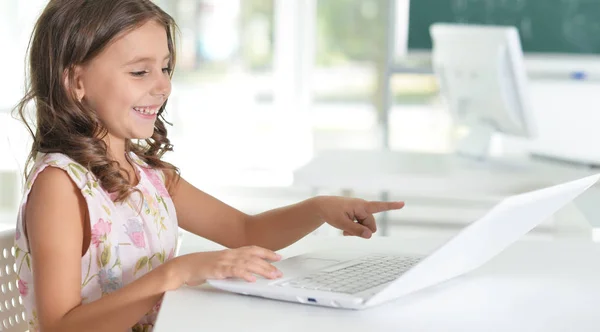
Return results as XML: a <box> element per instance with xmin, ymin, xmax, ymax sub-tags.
<box><xmin>170</xmin><ymin>246</ymin><xmax>283</xmax><ymax>288</ymax></box>
<box><xmin>314</xmin><ymin>196</ymin><xmax>405</xmax><ymax>238</ymax></box>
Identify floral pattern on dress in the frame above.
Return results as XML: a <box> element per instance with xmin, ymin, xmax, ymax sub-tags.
<box><xmin>125</xmin><ymin>218</ymin><xmax>147</xmax><ymax>248</ymax></box>
<box><xmin>14</xmin><ymin>152</ymin><xmax>178</xmax><ymax>332</ymax></box>
<box><xmin>91</xmin><ymin>218</ymin><xmax>112</xmax><ymax>247</ymax></box>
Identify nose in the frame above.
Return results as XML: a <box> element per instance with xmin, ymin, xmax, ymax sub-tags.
<box><xmin>151</xmin><ymin>70</ymin><xmax>171</xmax><ymax>100</ymax></box>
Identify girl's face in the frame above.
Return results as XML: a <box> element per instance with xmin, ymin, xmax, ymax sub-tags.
<box><xmin>75</xmin><ymin>20</ymin><xmax>172</xmax><ymax>144</ymax></box>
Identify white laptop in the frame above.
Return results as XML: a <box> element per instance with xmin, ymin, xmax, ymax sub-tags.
<box><xmin>208</xmin><ymin>173</ymin><xmax>600</xmax><ymax>309</ymax></box>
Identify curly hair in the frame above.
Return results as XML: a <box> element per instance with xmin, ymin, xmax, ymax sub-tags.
<box><xmin>14</xmin><ymin>0</ymin><xmax>180</xmax><ymax>202</ymax></box>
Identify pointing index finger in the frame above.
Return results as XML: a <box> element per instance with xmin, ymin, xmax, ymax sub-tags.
<box><xmin>365</xmin><ymin>201</ymin><xmax>405</xmax><ymax>214</ymax></box>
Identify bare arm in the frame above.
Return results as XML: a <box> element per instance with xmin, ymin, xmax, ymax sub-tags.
<box><xmin>26</xmin><ymin>168</ymin><xmax>182</xmax><ymax>332</ymax></box>
<box><xmin>169</xmin><ymin>175</ymin><xmax>403</xmax><ymax>252</ymax></box>
<box><xmin>243</xmin><ymin>198</ymin><xmax>325</xmax><ymax>250</ymax></box>
<box><xmin>168</xmin><ymin>175</ymin><xmax>323</xmax><ymax>250</ymax></box>
<box><xmin>245</xmin><ymin>197</ymin><xmax>405</xmax><ymax>250</ymax></box>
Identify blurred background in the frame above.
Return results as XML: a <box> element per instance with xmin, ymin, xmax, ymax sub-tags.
<box><xmin>2</xmin><ymin>0</ymin><xmax>600</xmax><ymax>242</ymax></box>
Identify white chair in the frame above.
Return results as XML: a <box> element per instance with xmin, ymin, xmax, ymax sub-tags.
<box><xmin>0</xmin><ymin>229</ymin><xmax>27</xmax><ymax>331</ymax></box>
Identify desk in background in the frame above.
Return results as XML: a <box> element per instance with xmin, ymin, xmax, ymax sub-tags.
<box><xmin>293</xmin><ymin>149</ymin><xmax>595</xmax><ymax>198</ymax></box>
<box><xmin>155</xmin><ymin>235</ymin><xmax>600</xmax><ymax>332</ymax></box>
<box><xmin>292</xmin><ymin>149</ymin><xmax>599</xmax><ymax>236</ymax></box>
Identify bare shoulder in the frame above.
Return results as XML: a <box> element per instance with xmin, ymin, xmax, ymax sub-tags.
<box><xmin>28</xmin><ymin>166</ymin><xmax>83</xmax><ymax>208</ymax></box>
<box><xmin>162</xmin><ymin>167</ymin><xmax>182</xmax><ymax>196</ymax></box>
<box><xmin>25</xmin><ymin>166</ymin><xmax>86</xmax><ymax>239</ymax></box>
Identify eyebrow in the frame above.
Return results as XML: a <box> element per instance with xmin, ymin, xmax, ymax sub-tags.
<box><xmin>124</xmin><ymin>54</ymin><xmax>171</xmax><ymax>66</ymax></box>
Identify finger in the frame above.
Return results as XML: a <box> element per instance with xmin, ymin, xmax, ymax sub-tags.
<box><xmin>344</xmin><ymin>216</ymin><xmax>372</xmax><ymax>238</ymax></box>
<box><xmin>353</xmin><ymin>206</ymin><xmax>377</xmax><ymax>233</ymax></box>
<box><xmin>245</xmin><ymin>260</ymin><xmax>283</xmax><ymax>279</ymax></box>
<box><xmin>245</xmin><ymin>246</ymin><xmax>282</xmax><ymax>262</ymax></box>
<box><xmin>241</xmin><ymin>256</ymin><xmax>281</xmax><ymax>276</ymax></box>
<box><xmin>359</xmin><ymin>214</ymin><xmax>377</xmax><ymax>233</ymax></box>
<box><xmin>227</xmin><ymin>265</ymin><xmax>256</xmax><ymax>283</ymax></box>
<box><xmin>365</xmin><ymin>201</ymin><xmax>404</xmax><ymax>214</ymax></box>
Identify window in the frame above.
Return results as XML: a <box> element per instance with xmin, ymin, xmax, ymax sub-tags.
<box><xmin>314</xmin><ymin>0</ymin><xmax>387</xmax><ymax>105</ymax></box>
<box><xmin>158</xmin><ymin>0</ymin><xmax>275</xmax><ymax>101</ymax></box>
<box><xmin>311</xmin><ymin>0</ymin><xmax>447</xmax><ymax>152</ymax></box>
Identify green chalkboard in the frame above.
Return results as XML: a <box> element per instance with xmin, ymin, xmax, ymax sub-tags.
<box><xmin>408</xmin><ymin>0</ymin><xmax>600</xmax><ymax>54</ymax></box>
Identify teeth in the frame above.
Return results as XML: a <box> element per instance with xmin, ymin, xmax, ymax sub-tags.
<box><xmin>133</xmin><ymin>107</ymin><xmax>157</xmax><ymax>115</ymax></box>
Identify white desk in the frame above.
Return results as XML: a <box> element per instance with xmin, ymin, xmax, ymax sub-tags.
<box><xmin>154</xmin><ymin>235</ymin><xmax>600</xmax><ymax>332</ymax></box>
<box><xmin>293</xmin><ymin>149</ymin><xmax>595</xmax><ymax>199</ymax></box>
<box><xmin>292</xmin><ymin>149</ymin><xmax>600</xmax><ymax>235</ymax></box>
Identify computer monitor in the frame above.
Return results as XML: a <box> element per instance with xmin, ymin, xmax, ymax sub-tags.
<box><xmin>429</xmin><ymin>23</ymin><xmax>536</xmax><ymax>160</ymax></box>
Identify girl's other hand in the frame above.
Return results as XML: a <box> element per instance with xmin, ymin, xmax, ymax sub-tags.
<box><xmin>167</xmin><ymin>246</ymin><xmax>283</xmax><ymax>288</ymax></box>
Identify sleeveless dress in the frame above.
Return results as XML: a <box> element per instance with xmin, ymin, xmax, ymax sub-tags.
<box><xmin>14</xmin><ymin>152</ymin><xmax>179</xmax><ymax>332</ymax></box>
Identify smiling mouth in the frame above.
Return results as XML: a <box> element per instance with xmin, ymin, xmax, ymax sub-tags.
<box><xmin>133</xmin><ymin>106</ymin><xmax>159</xmax><ymax>115</ymax></box>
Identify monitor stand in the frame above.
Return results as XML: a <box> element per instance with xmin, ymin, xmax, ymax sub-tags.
<box><xmin>455</xmin><ymin>120</ymin><xmax>496</xmax><ymax>162</ymax></box>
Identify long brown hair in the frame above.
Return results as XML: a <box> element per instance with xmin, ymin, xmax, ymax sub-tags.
<box><xmin>14</xmin><ymin>0</ymin><xmax>180</xmax><ymax>202</ymax></box>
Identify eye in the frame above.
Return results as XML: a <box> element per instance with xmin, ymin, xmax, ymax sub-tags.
<box><xmin>162</xmin><ymin>67</ymin><xmax>173</xmax><ymax>75</ymax></box>
<box><xmin>130</xmin><ymin>70</ymin><xmax>149</xmax><ymax>77</ymax></box>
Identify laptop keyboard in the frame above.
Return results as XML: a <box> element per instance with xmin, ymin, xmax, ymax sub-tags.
<box><xmin>276</xmin><ymin>254</ymin><xmax>421</xmax><ymax>295</ymax></box>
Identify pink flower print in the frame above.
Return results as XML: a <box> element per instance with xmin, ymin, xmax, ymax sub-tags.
<box><xmin>167</xmin><ymin>248</ymin><xmax>175</xmax><ymax>260</ymax></box>
<box><xmin>15</xmin><ymin>224</ymin><xmax>21</xmax><ymax>241</ymax></box>
<box><xmin>91</xmin><ymin>218</ymin><xmax>112</xmax><ymax>247</ymax></box>
<box><xmin>18</xmin><ymin>279</ymin><xmax>28</xmax><ymax>297</ymax></box>
<box><xmin>130</xmin><ymin>233</ymin><xmax>146</xmax><ymax>248</ymax></box>
<box><xmin>140</xmin><ymin>167</ymin><xmax>170</xmax><ymax>198</ymax></box>
<box><xmin>124</xmin><ymin>218</ymin><xmax>146</xmax><ymax>248</ymax></box>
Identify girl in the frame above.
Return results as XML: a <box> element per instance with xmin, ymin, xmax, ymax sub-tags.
<box><xmin>13</xmin><ymin>0</ymin><xmax>404</xmax><ymax>331</ymax></box>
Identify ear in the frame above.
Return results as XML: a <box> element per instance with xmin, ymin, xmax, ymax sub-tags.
<box><xmin>63</xmin><ymin>65</ymin><xmax>86</xmax><ymax>102</ymax></box>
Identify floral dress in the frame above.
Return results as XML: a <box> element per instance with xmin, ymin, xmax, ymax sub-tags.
<box><xmin>14</xmin><ymin>152</ymin><xmax>179</xmax><ymax>332</ymax></box>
